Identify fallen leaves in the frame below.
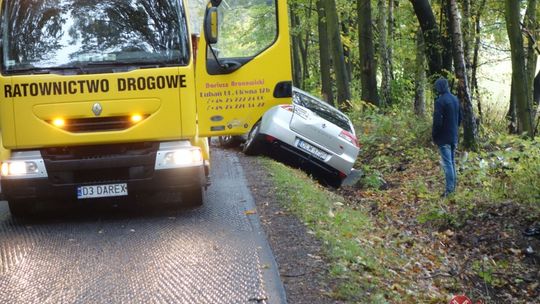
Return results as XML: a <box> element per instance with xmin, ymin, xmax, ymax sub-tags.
<box><xmin>336</xmin><ymin>145</ymin><xmax>540</xmax><ymax>302</ymax></box>
<box><xmin>327</xmin><ymin>209</ymin><xmax>335</xmax><ymax>218</ymax></box>
<box><xmin>509</xmin><ymin>248</ymin><xmax>522</xmax><ymax>256</ymax></box>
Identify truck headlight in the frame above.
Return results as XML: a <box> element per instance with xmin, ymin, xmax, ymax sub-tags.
<box><xmin>156</xmin><ymin>148</ymin><xmax>203</xmax><ymax>169</ymax></box>
<box><xmin>1</xmin><ymin>161</ymin><xmax>40</xmax><ymax>176</ymax></box>
<box><xmin>169</xmin><ymin>149</ymin><xmax>202</xmax><ymax>165</ymax></box>
<box><xmin>172</xmin><ymin>149</ymin><xmax>202</xmax><ymax>165</ymax></box>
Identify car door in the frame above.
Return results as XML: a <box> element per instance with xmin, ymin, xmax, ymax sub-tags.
<box><xmin>195</xmin><ymin>0</ymin><xmax>292</xmax><ymax>137</ymax></box>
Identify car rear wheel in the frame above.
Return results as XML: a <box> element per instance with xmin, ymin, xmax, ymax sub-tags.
<box><xmin>243</xmin><ymin>122</ymin><xmax>263</xmax><ymax>156</ymax></box>
<box><xmin>218</xmin><ymin>135</ymin><xmax>243</xmax><ymax>148</ymax></box>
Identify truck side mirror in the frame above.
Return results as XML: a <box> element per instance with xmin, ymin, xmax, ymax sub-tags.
<box><xmin>210</xmin><ymin>0</ymin><xmax>222</xmax><ymax>7</ymax></box>
<box><xmin>204</xmin><ymin>7</ymin><xmax>219</xmax><ymax>45</ymax></box>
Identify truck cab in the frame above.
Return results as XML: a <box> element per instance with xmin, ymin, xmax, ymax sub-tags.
<box><xmin>0</xmin><ymin>0</ymin><xmax>291</xmax><ymax>216</ymax></box>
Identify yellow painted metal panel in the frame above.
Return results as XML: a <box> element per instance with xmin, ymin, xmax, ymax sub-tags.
<box><xmin>190</xmin><ymin>136</ymin><xmax>210</xmax><ymax>162</ymax></box>
<box><xmin>32</xmin><ymin>99</ymin><xmax>161</xmax><ymax>119</ymax></box>
<box><xmin>195</xmin><ymin>0</ymin><xmax>292</xmax><ymax>137</ymax></box>
<box><xmin>2</xmin><ymin>67</ymin><xmax>196</xmax><ymax>149</ymax></box>
<box><xmin>0</xmin><ymin>135</ymin><xmax>11</xmax><ymax>161</ymax></box>
<box><xmin>0</xmin><ymin>77</ymin><xmax>16</xmax><ymax>147</ymax></box>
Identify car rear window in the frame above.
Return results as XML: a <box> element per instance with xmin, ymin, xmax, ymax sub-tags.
<box><xmin>293</xmin><ymin>91</ymin><xmax>353</xmax><ymax>132</ymax></box>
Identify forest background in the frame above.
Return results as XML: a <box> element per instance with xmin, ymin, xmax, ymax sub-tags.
<box><xmin>274</xmin><ymin>0</ymin><xmax>540</xmax><ymax>302</ymax></box>
<box><xmin>290</xmin><ymin>0</ymin><xmax>539</xmax><ymax>141</ymax></box>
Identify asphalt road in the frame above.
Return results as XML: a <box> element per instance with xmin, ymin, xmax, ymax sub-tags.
<box><xmin>0</xmin><ymin>148</ymin><xmax>286</xmax><ymax>304</ymax></box>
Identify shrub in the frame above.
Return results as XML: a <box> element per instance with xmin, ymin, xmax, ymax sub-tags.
<box><xmin>505</xmin><ymin>139</ymin><xmax>540</xmax><ymax>206</ymax></box>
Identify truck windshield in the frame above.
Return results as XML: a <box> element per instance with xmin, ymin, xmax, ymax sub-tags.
<box><xmin>1</xmin><ymin>0</ymin><xmax>190</xmax><ymax>74</ymax></box>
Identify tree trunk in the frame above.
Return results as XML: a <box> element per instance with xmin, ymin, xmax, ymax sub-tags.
<box><xmin>440</xmin><ymin>0</ymin><xmax>453</xmax><ymax>74</ymax></box>
<box><xmin>533</xmin><ymin>71</ymin><xmax>540</xmax><ymax>112</ymax></box>
<box><xmin>294</xmin><ymin>14</ymin><xmax>310</xmax><ymax>89</ymax></box>
<box><xmin>471</xmin><ymin>0</ymin><xmax>486</xmax><ymax>120</ymax></box>
<box><xmin>378</xmin><ymin>0</ymin><xmax>392</xmax><ymax>106</ymax></box>
<box><xmin>409</xmin><ymin>0</ymin><xmax>443</xmax><ymax>78</ymax></box>
<box><xmin>449</xmin><ymin>0</ymin><xmax>478</xmax><ymax>149</ymax></box>
<box><xmin>341</xmin><ymin>13</ymin><xmax>353</xmax><ymax>81</ymax></box>
<box><xmin>301</xmin><ymin>0</ymin><xmax>314</xmax><ymax>88</ymax></box>
<box><xmin>325</xmin><ymin>0</ymin><xmax>351</xmax><ymax>109</ymax></box>
<box><xmin>316</xmin><ymin>0</ymin><xmax>334</xmax><ymax>105</ymax></box>
<box><xmin>525</xmin><ymin>0</ymin><xmax>538</xmax><ymax>123</ymax></box>
<box><xmin>358</xmin><ymin>0</ymin><xmax>380</xmax><ymax>106</ymax></box>
<box><xmin>507</xmin><ymin>81</ymin><xmax>518</xmax><ymax>134</ymax></box>
<box><xmin>533</xmin><ymin>71</ymin><xmax>540</xmax><ymax>134</ymax></box>
<box><xmin>505</xmin><ymin>0</ymin><xmax>534</xmax><ymax>138</ymax></box>
<box><xmin>461</xmin><ymin>0</ymin><xmax>472</xmax><ymax>77</ymax></box>
<box><xmin>388</xmin><ymin>0</ymin><xmax>395</xmax><ymax>80</ymax></box>
<box><xmin>414</xmin><ymin>29</ymin><xmax>426</xmax><ymax>117</ymax></box>
<box><xmin>290</xmin><ymin>7</ymin><xmax>303</xmax><ymax>88</ymax></box>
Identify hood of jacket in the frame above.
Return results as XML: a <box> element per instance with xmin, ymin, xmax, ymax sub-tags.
<box><xmin>434</xmin><ymin>78</ymin><xmax>450</xmax><ymax>95</ymax></box>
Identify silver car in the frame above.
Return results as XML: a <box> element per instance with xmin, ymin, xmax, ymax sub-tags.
<box><xmin>243</xmin><ymin>87</ymin><xmax>360</xmax><ymax>187</ymax></box>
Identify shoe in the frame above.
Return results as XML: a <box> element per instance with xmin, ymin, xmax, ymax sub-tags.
<box><xmin>523</xmin><ymin>226</ymin><xmax>540</xmax><ymax>238</ymax></box>
<box><xmin>440</xmin><ymin>191</ymin><xmax>454</xmax><ymax>198</ymax></box>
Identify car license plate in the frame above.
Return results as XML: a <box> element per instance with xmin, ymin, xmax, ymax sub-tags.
<box><xmin>297</xmin><ymin>139</ymin><xmax>328</xmax><ymax>160</ymax></box>
<box><xmin>77</xmin><ymin>183</ymin><xmax>128</xmax><ymax>199</ymax></box>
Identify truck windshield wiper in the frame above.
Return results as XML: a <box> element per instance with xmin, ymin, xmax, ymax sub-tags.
<box><xmin>82</xmin><ymin>60</ymin><xmax>178</xmax><ymax>68</ymax></box>
<box><xmin>4</xmin><ymin>66</ymin><xmax>85</xmax><ymax>75</ymax></box>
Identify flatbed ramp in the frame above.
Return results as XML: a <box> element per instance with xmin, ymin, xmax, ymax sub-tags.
<box><xmin>0</xmin><ymin>148</ymin><xmax>286</xmax><ymax>304</ymax></box>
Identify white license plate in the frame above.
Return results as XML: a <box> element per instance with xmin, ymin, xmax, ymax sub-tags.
<box><xmin>77</xmin><ymin>183</ymin><xmax>128</xmax><ymax>199</ymax></box>
<box><xmin>297</xmin><ymin>139</ymin><xmax>328</xmax><ymax>160</ymax></box>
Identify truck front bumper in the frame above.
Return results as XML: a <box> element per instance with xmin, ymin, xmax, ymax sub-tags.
<box><xmin>0</xmin><ymin>141</ymin><xmax>208</xmax><ymax>201</ymax></box>
<box><xmin>1</xmin><ymin>165</ymin><xmax>206</xmax><ymax>201</ymax></box>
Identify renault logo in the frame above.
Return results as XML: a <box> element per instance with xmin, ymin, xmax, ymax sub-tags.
<box><xmin>92</xmin><ymin>103</ymin><xmax>102</xmax><ymax>116</ymax></box>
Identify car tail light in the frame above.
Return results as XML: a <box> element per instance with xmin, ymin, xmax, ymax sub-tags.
<box><xmin>339</xmin><ymin>130</ymin><xmax>359</xmax><ymax>148</ymax></box>
<box><xmin>265</xmin><ymin>135</ymin><xmax>276</xmax><ymax>143</ymax></box>
<box><xmin>280</xmin><ymin>104</ymin><xmax>293</xmax><ymax>112</ymax></box>
<box><xmin>281</xmin><ymin>104</ymin><xmax>310</xmax><ymax>119</ymax></box>
<box><xmin>338</xmin><ymin>171</ymin><xmax>347</xmax><ymax>179</ymax></box>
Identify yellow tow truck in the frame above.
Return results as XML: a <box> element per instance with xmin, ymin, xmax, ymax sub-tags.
<box><xmin>0</xmin><ymin>0</ymin><xmax>291</xmax><ymax>216</ymax></box>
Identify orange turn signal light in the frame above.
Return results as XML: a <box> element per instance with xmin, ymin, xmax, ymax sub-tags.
<box><xmin>52</xmin><ymin>118</ymin><xmax>65</xmax><ymax>127</ymax></box>
<box><xmin>131</xmin><ymin>114</ymin><xmax>143</xmax><ymax>123</ymax></box>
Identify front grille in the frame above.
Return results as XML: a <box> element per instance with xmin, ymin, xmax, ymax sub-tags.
<box><xmin>41</xmin><ymin>142</ymin><xmax>159</xmax><ymax>161</ymax></box>
<box><xmin>41</xmin><ymin>142</ymin><xmax>159</xmax><ymax>185</ymax></box>
<box><xmin>48</xmin><ymin>116</ymin><xmax>147</xmax><ymax>133</ymax></box>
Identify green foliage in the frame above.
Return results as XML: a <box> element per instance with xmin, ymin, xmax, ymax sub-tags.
<box><xmin>417</xmin><ymin>203</ymin><xmax>459</xmax><ymax>227</ymax></box>
<box><xmin>346</xmin><ymin>100</ymin><xmax>432</xmax><ymax>163</ymax></box>
<box><xmin>389</xmin><ymin>76</ymin><xmax>415</xmax><ymax>106</ymax></box>
<box><xmin>458</xmin><ymin>135</ymin><xmax>540</xmax><ymax>210</ymax></box>
<box><xmin>471</xmin><ymin>258</ymin><xmax>508</xmax><ymax>288</ymax></box>
<box><xmin>495</xmin><ymin>136</ymin><xmax>540</xmax><ymax>205</ymax></box>
<box><xmin>286</xmin><ymin>0</ymin><xmax>518</xmax><ymax>120</ymax></box>
<box><xmin>345</xmin><ymin>96</ymin><xmax>540</xmax><ymax>227</ymax></box>
<box><xmin>413</xmin><ymin>134</ymin><xmax>540</xmax><ymax>228</ymax></box>
<box><xmin>359</xmin><ymin>165</ymin><xmax>385</xmax><ymax>190</ymax></box>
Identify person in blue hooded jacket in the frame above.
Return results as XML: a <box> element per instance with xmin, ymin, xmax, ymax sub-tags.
<box><xmin>432</xmin><ymin>77</ymin><xmax>462</xmax><ymax>196</ymax></box>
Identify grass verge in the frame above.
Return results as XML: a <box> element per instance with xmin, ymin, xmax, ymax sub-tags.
<box><xmin>259</xmin><ymin>157</ymin><xmax>440</xmax><ymax>303</ymax></box>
